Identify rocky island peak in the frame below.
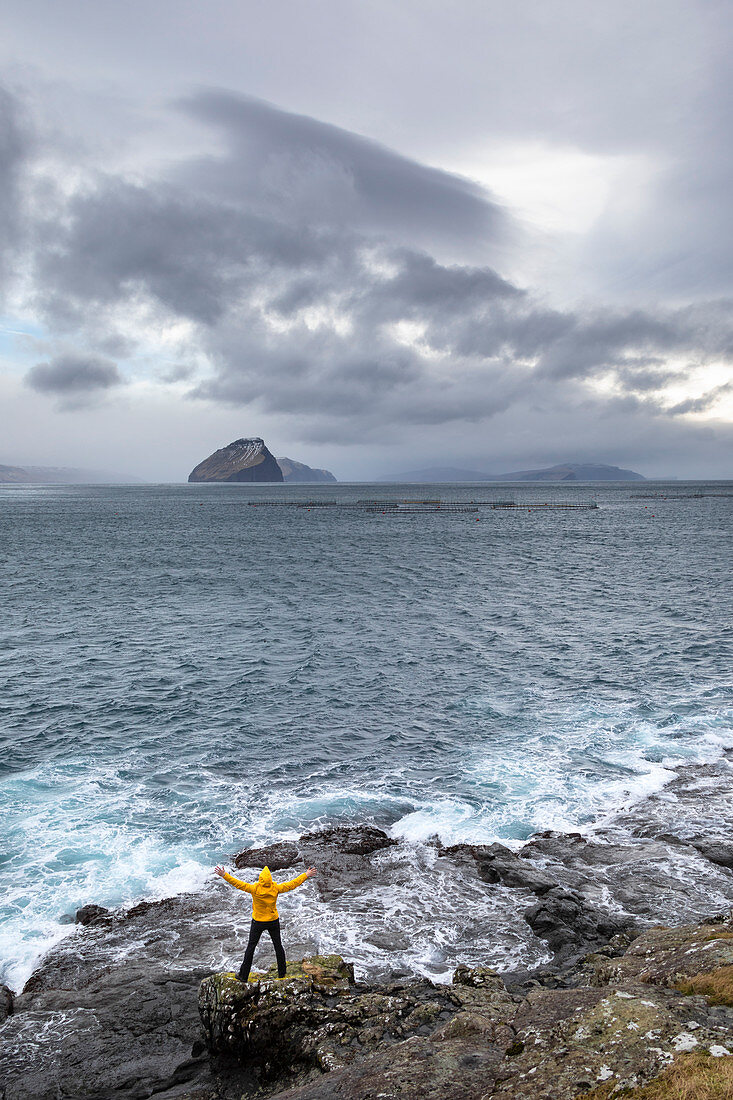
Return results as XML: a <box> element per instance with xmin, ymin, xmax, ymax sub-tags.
<box><xmin>188</xmin><ymin>437</ymin><xmax>284</xmax><ymax>483</ymax></box>
<box><xmin>188</xmin><ymin>438</ymin><xmax>337</xmax><ymax>483</ymax></box>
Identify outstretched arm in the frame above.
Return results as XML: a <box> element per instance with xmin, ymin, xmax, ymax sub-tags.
<box><xmin>214</xmin><ymin>865</ymin><xmax>255</xmax><ymax>894</ymax></box>
<box><xmin>277</xmin><ymin>867</ymin><xmax>317</xmax><ymax>894</ymax></box>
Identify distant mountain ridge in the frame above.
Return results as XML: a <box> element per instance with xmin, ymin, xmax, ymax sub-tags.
<box><xmin>0</xmin><ymin>464</ymin><xmax>141</xmax><ymax>484</ymax></box>
<box><xmin>277</xmin><ymin>457</ymin><xmax>337</xmax><ymax>483</ymax></box>
<box><xmin>381</xmin><ymin>462</ymin><xmax>645</xmax><ymax>483</ymax></box>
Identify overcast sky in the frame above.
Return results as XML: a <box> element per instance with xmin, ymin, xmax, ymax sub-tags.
<box><xmin>1</xmin><ymin>0</ymin><xmax>732</xmax><ymax>480</ymax></box>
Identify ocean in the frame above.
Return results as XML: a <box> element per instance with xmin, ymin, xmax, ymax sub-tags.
<box><xmin>1</xmin><ymin>480</ymin><xmax>732</xmax><ymax>990</ymax></box>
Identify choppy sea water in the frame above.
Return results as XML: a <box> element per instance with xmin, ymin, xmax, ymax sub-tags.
<box><xmin>1</xmin><ymin>481</ymin><xmax>731</xmax><ymax>989</ymax></box>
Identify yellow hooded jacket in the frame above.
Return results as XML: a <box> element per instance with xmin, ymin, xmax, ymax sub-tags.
<box><xmin>223</xmin><ymin>866</ymin><xmax>308</xmax><ymax>922</ymax></box>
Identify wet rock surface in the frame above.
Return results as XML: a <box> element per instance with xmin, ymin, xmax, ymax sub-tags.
<box><xmin>692</xmin><ymin>839</ymin><xmax>733</xmax><ymax>869</ymax></box>
<box><xmin>0</xmin><ymin>984</ymin><xmax>13</xmax><ymax>1022</ymax></box>
<box><xmin>0</xmin><ymin>888</ymin><xmax>317</xmax><ymax>1100</ymax></box>
<box><xmin>75</xmin><ymin>902</ymin><xmax>112</xmax><ymax>926</ymax></box>
<box><xmin>194</xmin><ymin>930</ymin><xmax>733</xmax><ymax>1100</ymax></box>
<box><xmin>233</xmin><ymin>825</ymin><xmax>399</xmax><ymax>905</ymax></box>
<box><xmin>233</xmin><ymin>841</ymin><xmax>301</xmax><ymax>871</ymax></box>
<box><xmin>441</xmin><ymin>841</ymin><xmax>637</xmax><ymax>966</ymax></box>
<box><xmin>523</xmin><ymin>886</ymin><xmax>635</xmax><ymax>966</ymax></box>
<box><xmin>2</xmin><ymin>816</ymin><xmax>733</xmax><ymax>1099</ymax></box>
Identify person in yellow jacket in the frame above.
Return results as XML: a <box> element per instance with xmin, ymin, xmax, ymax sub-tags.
<box><xmin>214</xmin><ymin>862</ymin><xmax>316</xmax><ymax>981</ymax></box>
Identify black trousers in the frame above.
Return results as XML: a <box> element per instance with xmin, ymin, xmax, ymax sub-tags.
<box><xmin>238</xmin><ymin>918</ymin><xmax>286</xmax><ymax>981</ymax></box>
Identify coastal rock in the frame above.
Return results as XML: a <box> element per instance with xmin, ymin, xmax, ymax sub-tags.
<box><xmin>441</xmin><ymin>842</ymin><xmax>560</xmax><ymax>895</ymax></box>
<box><xmin>492</xmin><ymin>981</ymin><xmax>729</xmax><ymax>1099</ymax></box>
<box><xmin>188</xmin><ymin>438</ymin><xmax>283</xmax><ymax>483</ymax></box>
<box><xmin>266</xmin><ymin>1032</ymin><xmax>510</xmax><ymax>1100</ymax></box>
<box><xmin>298</xmin><ymin>825</ymin><xmax>397</xmax><ymax>857</ymax></box>
<box><xmin>0</xmin><ymin>888</ymin><xmax>311</xmax><ymax>1100</ymax></box>
<box><xmin>692</xmin><ymin>839</ymin><xmax>733</xmax><ymax>869</ymax></box>
<box><xmin>591</xmin><ymin>921</ymin><xmax>733</xmax><ymax>989</ymax></box>
<box><xmin>5</xmin><ymin>900</ymin><xmax>733</xmax><ymax>1100</ymax></box>
<box><xmin>75</xmin><ymin>903</ymin><xmax>111</xmax><ymax>926</ymax></box>
<box><xmin>276</xmin><ymin>457</ymin><xmax>337</xmax><ymax>483</ymax></box>
<box><xmin>523</xmin><ymin>886</ymin><xmax>634</xmax><ymax>965</ymax></box>
<box><xmin>0</xmin><ymin>984</ymin><xmax>13</xmax><ymax>1021</ymax></box>
<box><xmin>234</xmin><ymin>825</ymin><xmax>396</xmax><ymax>867</ymax></box>
<box><xmin>297</xmin><ymin>826</ymin><xmax>398</xmax><ymax>903</ymax></box>
<box><xmin>199</xmin><ymin>955</ymin><xmax>478</xmax><ymax>1085</ymax></box>
<box><xmin>198</xmin><ymin>932</ymin><xmax>733</xmax><ymax>1100</ymax></box>
<box><xmin>232</xmin><ymin>826</ymin><xmax>398</xmax><ymax>902</ymax></box>
<box><xmin>514</xmin><ymin>826</ymin><xmax>733</xmax><ymax>929</ymax></box>
<box><xmin>2</xmin><ymin>963</ymin><xmax>211</xmax><ymax>1100</ymax></box>
<box><xmin>441</xmin><ymin>840</ymin><xmax>634</xmax><ymax>964</ymax></box>
<box><xmin>234</xmin><ymin>841</ymin><xmax>301</xmax><ymax>871</ymax></box>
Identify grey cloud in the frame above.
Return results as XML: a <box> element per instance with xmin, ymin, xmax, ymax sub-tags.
<box><xmin>5</xmin><ymin>82</ymin><xmax>732</xmax><ymax>457</ymax></box>
<box><xmin>577</xmin><ymin>11</ymin><xmax>733</xmax><ymax>301</ymax></box>
<box><xmin>34</xmin><ymin>179</ymin><xmax>327</xmax><ymax>327</ymax></box>
<box><xmin>31</xmin><ymin>151</ymin><xmax>733</xmax><ymax>435</ymax></box>
<box><xmin>667</xmin><ymin>382</ymin><xmax>733</xmax><ymax>417</ymax></box>
<box><xmin>177</xmin><ymin>90</ymin><xmax>511</xmax><ymax>260</ymax></box>
<box><xmin>160</xmin><ymin>363</ymin><xmax>197</xmax><ymax>383</ymax></box>
<box><xmin>93</xmin><ymin>331</ymin><xmax>138</xmax><ymax>358</ymax></box>
<box><xmin>25</xmin><ymin>354</ymin><xmax>123</xmax><ymax>399</ymax></box>
<box><xmin>615</xmin><ymin>365</ymin><xmax>685</xmax><ymax>392</ymax></box>
<box><xmin>372</xmin><ymin>251</ymin><xmax>522</xmax><ymax>316</ymax></box>
<box><xmin>0</xmin><ymin>85</ymin><xmax>31</xmax><ymax>290</ymax></box>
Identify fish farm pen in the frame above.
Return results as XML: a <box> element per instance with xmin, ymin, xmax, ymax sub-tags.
<box><xmin>244</xmin><ymin>498</ymin><xmax>598</xmax><ymax>512</ymax></box>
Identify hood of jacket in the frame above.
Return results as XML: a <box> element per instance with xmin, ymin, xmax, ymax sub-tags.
<box><xmin>257</xmin><ymin>866</ymin><xmax>274</xmax><ymax>889</ymax></box>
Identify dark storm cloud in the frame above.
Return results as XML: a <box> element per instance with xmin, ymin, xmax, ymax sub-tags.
<box><xmin>34</xmin><ymin>178</ymin><xmax>334</xmax><ymax>327</ymax></box>
<box><xmin>4</xmin><ymin>81</ymin><xmax>731</xmax><ymax>456</ymax></box>
<box><xmin>29</xmin><ymin>152</ymin><xmax>733</xmax><ymax>435</ymax></box>
<box><xmin>25</xmin><ymin>355</ymin><xmax>123</xmax><ymax>399</ymax></box>
<box><xmin>177</xmin><ymin>91</ymin><xmax>510</xmax><ymax>257</ymax></box>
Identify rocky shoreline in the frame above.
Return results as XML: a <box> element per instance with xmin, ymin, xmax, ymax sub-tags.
<box><xmin>2</xmin><ymin>813</ymin><xmax>733</xmax><ymax>1099</ymax></box>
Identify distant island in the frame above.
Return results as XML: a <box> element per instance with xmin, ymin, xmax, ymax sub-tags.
<box><xmin>0</xmin><ymin>463</ymin><xmax>141</xmax><ymax>484</ymax></box>
<box><xmin>188</xmin><ymin>438</ymin><xmax>337</xmax><ymax>483</ymax></box>
<box><xmin>380</xmin><ymin>462</ymin><xmax>645</xmax><ymax>483</ymax></box>
<box><xmin>276</xmin><ymin>457</ymin><xmax>336</xmax><ymax>483</ymax></box>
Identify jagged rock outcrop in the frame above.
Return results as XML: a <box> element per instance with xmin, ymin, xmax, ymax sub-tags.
<box><xmin>188</xmin><ymin>438</ymin><xmax>283</xmax><ymax>483</ymax></box>
<box><xmin>276</xmin><ymin>457</ymin><xmax>337</xmax><ymax>483</ymax></box>
<box><xmin>441</xmin><ymin>840</ymin><xmax>636</xmax><ymax>967</ymax></box>
<box><xmin>3</xmin><ymin>815</ymin><xmax>733</xmax><ymax>1100</ymax></box>
<box><xmin>0</xmin><ymin>984</ymin><xmax>13</xmax><ymax>1022</ymax></box>
<box><xmin>692</xmin><ymin>839</ymin><xmax>733</xmax><ymax>869</ymax></box>
<box><xmin>590</xmin><ymin>920</ymin><xmax>733</xmax><ymax>989</ymax></box>
<box><xmin>199</xmin><ymin>956</ymin><xmax>518</xmax><ymax>1096</ymax></box>
<box><xmin>198</xmin><ymin>925</ymin><xmax>733</xmax><ymax>1099</ymax></box>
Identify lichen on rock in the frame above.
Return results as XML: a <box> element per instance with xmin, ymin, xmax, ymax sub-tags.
<box><xmin>196</xmin><ymin>930</ymin><xmax>733</xmax><ymax>1100</ymax></box>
